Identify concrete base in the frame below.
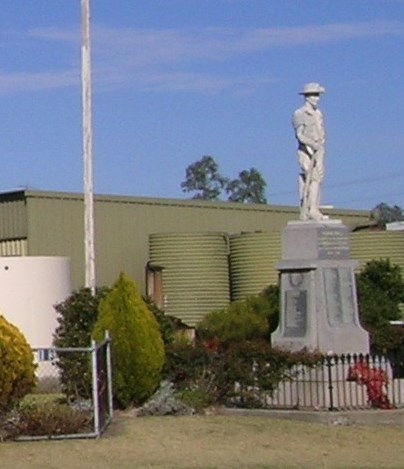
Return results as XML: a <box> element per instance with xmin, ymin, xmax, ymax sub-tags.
<box><xmin>217</xmin><ymin>407</ymin><xmax>404</xmax><ymax>426</ymax></box>
<box><xmin>272</xmin><ymin>220</ymin><xmax>369</xmax><ymax>354</ymax></box>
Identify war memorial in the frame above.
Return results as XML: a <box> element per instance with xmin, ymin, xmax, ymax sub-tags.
<box><xmin>272</xmin><ymin>83</ymin><xmax>370</xmax><ymax>354</ymax></box>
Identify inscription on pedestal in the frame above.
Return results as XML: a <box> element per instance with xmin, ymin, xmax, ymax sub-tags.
<box><xmin>323</xmin><ymin>267</ymin><xmax>356</xmax><ymax>326</ymax></box>
<box><xmin>318</xmin><ymin>227</ymin><xmax>350</xmax><ymax>259</ymax></box>
<box><xmin>283</xmin><ymin>271</ymin><xmax>310</xmax><ymax>337</ymax></box>
<box><xmin>284</xmin><ymin>290</ymin><xmax>307</xmax><ymax>337</ymax></box>
<box><xmin>273</xmin><ymin>221</ymin><xmax>369</xmax><ymax>354</ymax></box>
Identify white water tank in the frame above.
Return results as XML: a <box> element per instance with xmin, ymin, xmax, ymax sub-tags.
<box><xmin>0</xmin><ymin>256</ymin><xmax>72</xmax><ymax>348</ymax></box>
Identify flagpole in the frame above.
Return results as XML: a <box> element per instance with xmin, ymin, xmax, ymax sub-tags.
<box><xmin>81</xmin><ymin>0</ymin><xmax>96</xmax><ymax>292</ymax></box>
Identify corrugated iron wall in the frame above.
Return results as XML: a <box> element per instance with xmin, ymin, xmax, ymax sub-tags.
<box><xmin>351</xmin><ymin>231</ymin><xmax>404</xmax><ymax>272</ymax></box>
<box><xmin>0</xmin><ymin>239</ymin><xmax>28</xmax><ymax>256</ymax></box>
<box><xmin>18</xmin><ymin>191</ymin><xmax>306</xmax><ymax>291</ymax></box>
<box><xmin>26</xmin><ymin>194</ymin><xmax>85</xmax><ymax>286</ymax></box>
<box><xmin>0</xmin><ymin>194</ymin><xmax>27</xmax><ymax>240</ymax></box>
<box><xmin>0</xmin><ymin>190</ymin><xmax>371</xmax><ymax>292</ymax></box>
<box><xmin>6</xmin><ymin>190</ymin><xmax>404</xmax><ymax>327</ymax></box>
<box><xmin>227</xmin><ymin>230</ymin><xmax>404</xmax><ymax>303</ymax></box>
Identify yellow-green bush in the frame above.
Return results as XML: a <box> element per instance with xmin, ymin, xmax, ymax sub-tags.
<box><xmin>0</xmin><ymin>315</ymin><xmax>36</xmax><ymax>412</ymax></box>
<box><xmin>92</xmin><ymin>273</ymin><xmax>165</xmax><ymax>408</ymax></box>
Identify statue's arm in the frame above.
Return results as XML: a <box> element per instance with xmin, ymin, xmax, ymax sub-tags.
<box><xmin>293</xmin><ymin>112</ymin><xmax>321</xmax><ymax>153</ymax></box>
<box><xmin>294</xmin><ymin>124</ymin><xmax>318</xmax><ymax>154</ymax></box>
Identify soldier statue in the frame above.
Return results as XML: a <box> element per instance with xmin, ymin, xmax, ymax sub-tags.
<box><xmin>292</xmin><ymin>82</ymin><xmax>327</xmax><ymax>221</ymax></box>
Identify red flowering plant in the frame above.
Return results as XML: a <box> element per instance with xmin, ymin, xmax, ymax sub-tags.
<box><xmin>347</xmin><ymin>360</ymin><xmax>393</xmax><ymax>409</ymax></box>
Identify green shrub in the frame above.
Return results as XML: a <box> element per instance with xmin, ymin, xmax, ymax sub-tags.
<box><xmin>53</xmin><ymin>287</ymin><xmax>109</xmax><ymax>399</ymax></box>
<box><xmin>0</xmin><ymin>315</ymin><xmax>36</xmax><ymax>412</ymax></box>
<box><xmin>164</xmin><ymin>340</ymin><xmax>218</xmax><ymax>396</ymax></box>
<box><xmin>197</xmin><ymin>301</ymin><xmax>266</xmax><ymax>344</ymax></box>
<box><xmin>92</xmin><ymin>273</ymin><xmax>165</xmax><ymax>408</ymax></box>
<box><xmin>217</xmin><ymin>341</ymin><xmax>321</xmax><ymax>408</ymax></box>
<box><xmin>260</xmin><ymin>284</ymin><xmax>280</xmax><ymax>333</ymax></box>
<box><xmin>197</xmin><ymin>285</ymin><xmax>279</xmax><ymax>345</ymax></box>
<box><xmin>356</xmin><ymin>259</ymin><xmax>404</xmax><ymax>375</ymax></box>
<box><xmin>357</xmin><ymin>258</ymin><xmax>404</xmax><ymax>328</ymax></box>
<box><xmin>164</xmin><ymin>338</ymin><xmax>321</xmax><ymax>409</ymax></box>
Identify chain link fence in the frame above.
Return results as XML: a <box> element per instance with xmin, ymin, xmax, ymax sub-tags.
<box><xmin>17</xmin><ymin>332</ymin><xmax>113</xmax><ymax>441</ymax></box>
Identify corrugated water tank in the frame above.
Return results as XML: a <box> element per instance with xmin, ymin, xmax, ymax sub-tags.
<box><xmin>149</xmin><ymin>232</ymin><xmax>230</xmax><ymax>327</ymax></box>
<box><xmin>229</xmin><ymin>231</ymin><xmax>281</xmax><ymax>301</ymax></box>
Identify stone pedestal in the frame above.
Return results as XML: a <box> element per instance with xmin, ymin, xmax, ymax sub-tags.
<box><xmin>271</xmin><ymin>220</ymin><xmax>369</xmax><ymax>354</ymax></box>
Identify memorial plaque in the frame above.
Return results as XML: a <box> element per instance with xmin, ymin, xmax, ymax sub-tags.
<box><xmin>284</xmin><ymin>290</ymin><xmax>307</xmax><ymax>337</ymax></box>
<box><xmin>318</xmin><ymin>227</ymin><xmax>350</xmax><ymax>260</ymax></box>
<box><xmin>323</xmin><ymin>267</ymin><xmax>355</xmax><ymax>326</ymax></box>
<box><xmin>283</xmin><ymin>270</ymin><xmax>310</xmax><ymax>337</ymax></box>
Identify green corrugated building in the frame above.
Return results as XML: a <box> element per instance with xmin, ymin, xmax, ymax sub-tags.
<box><xmin>3</xmin><ymin>188</ymin><xmax>404</xmax><ymax>325</ymax></box>
<box><xmin>0</xmin><ymin>189</ymin><xmax>370</xmax><ymax>295</ymax></box>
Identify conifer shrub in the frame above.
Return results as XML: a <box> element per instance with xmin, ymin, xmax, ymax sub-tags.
<box><xmin>143</xmin><ymin>297</ymin><xmax>177</xmax><ymax>345</ymax></box>
<box><xmin>53</xmin><ymin>287</ymin><xmax>109</xmax><ymax>399</ymax></box>
<box><xmin>0</xmin><ymin>315</ymin><xmax>36</xmax><ymax>412</ymax></box>
<box><xmin>92</xmin><ymin>273</ymin><xmax>165</xmax><ymax>408</ymax></box>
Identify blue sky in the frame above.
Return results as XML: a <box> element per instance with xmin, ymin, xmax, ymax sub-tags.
<box><xmin>0</xmin><ymin>0</ymin><xmax>403</xmax><ymax>211</ymax></box>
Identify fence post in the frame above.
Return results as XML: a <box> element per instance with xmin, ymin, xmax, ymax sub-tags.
<box><xmin>105</xmin><ymin>330</ymin><xmax>114</xmax><ymax>419</ymax></box>
<box><xmin>91</xmin><ymin>339</ymin><xmax>100</xmax><ymax>437</ymax></box>
<box><xmin>326</xmin><ymin>354</ymin><xmax>335</xmax><ymax>411</ymax></box>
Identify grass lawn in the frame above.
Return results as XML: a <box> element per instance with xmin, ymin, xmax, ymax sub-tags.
<box><xmin>1</xmin><ymin>414</ymin><xmax>404</xmax><ymax>469</ymax></box>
